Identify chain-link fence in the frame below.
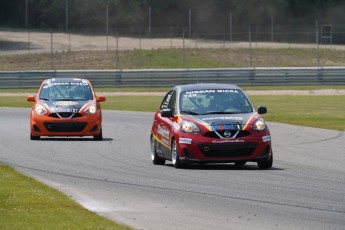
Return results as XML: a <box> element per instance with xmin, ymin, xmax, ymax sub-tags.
<box><xmin>1</xmin><ymin>24</ymin><xmax>345</xmax><ymax>70</ymax></box>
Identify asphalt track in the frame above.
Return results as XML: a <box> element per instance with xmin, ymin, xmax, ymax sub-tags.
<box><xmin>1</xmin><ymin>107</ymin><xmax>344</xmax><ymax>230</ymax></box>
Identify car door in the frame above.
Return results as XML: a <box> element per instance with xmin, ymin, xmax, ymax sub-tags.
<box><xmin>155</xmin><ymin>90</ymin><xmax>176</xmax><ymax>157</ymax></box>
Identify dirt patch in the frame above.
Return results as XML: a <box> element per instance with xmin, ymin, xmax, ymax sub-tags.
<box><xmin>2</xmin><ymin>30</ymin><xmax>345</xmax><ymax>55</ymax></box>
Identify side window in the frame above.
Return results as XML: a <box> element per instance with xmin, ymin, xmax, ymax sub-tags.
<box><xmin>167</xmin><ymin>91</ymin><xmax>176</xmax><ymax>112</ymax></box>
<box><xmin>160</xmin><ymin>90</ymin><xmax>173</xmax><ymax>110</ymax></box>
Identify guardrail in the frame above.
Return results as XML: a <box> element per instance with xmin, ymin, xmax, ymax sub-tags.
<box><xmin>0</xmin><ymin>67</ymin><xmax>345</xmax><ymax>88</ymax></box>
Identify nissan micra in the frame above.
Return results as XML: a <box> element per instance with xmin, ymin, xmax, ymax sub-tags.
<box><xmin>150</xmin><ymin>83</ymin><xmax>272</xmax><ymax>169</ymax></box>
<box><xmin>27</xmin><ymin>78</ymin><xmax>105</xmax><ymax>140</ymax></box>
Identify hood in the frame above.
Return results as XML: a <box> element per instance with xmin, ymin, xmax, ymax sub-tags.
<box><xmin>41</xmin><ymin>100</ymin><xmax>90</xmax><ymax>113</ymax></box>
<box><xmin>183</xmin><ymin>113</ymin><xmax>257</xmax><ymax>131</ymax></box>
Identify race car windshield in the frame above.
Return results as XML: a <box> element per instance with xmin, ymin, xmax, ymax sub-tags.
<box><xmin>39</xmin><ymin>82</ymin><xmax>93</xmax><ymax>101</ymax></box>
<box><xmin>180</xmin><ymin>89</ymin><xmax>253</xmax><ymax>115</ymax></box>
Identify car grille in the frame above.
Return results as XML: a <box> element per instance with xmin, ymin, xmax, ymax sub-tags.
<box><xmin>203</xmin><ymin>130</ymin><xmax>250</xmax><ymax>138</ymax></box>
<box><xmin>199</xmin><ymin>143</ymin><xmax>257</xmax><ymax>158</ymax></box>
<box><xmin>44</xmin><ymin>122</ymin><xmax>87</xmax><ymax>132</ymax></box>
<box><xmin>49</xmin><ymin>113</ymin><xmax>83</xmax><ymax>119</ymax></box>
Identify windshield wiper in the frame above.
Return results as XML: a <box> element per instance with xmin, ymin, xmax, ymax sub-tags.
<box><xmin>180</xmin><ymin>110</ymin><xmax>200</xmax><ymax>115</ymax></box>
<box><xmin>39</xmin><ymin>97</ymin><xmax>51</xmax><ymax>101</ymax></box>
<box><xmin>202</xmin><ymin>111</ymin><xmax>238</xmax><ymax>115</ymax></box>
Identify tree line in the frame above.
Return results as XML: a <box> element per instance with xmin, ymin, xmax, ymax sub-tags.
<box><xmin>1</xmin><ymin>0</ymin><xmax>345</xmax><ymax>32</ymax></box>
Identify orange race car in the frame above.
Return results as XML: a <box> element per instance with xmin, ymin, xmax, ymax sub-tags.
<box><xmin>27</xmin><ymin>78</ymin><xmax>106</xmax><ymax>140</ymax></box>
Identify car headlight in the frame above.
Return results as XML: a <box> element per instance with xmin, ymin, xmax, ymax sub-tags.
<box><xmin>34</xmin><ymin>104</ymin><xmax>47</xmax><ymax>115</ymax></box>
<box><xmin>252</xmin><ymin>118</ymin><xmax>267</xmax><ymax>131</ymax></box>
<box><xmin>84</xmin><ymin>104</ymin><xmax>97</xmax><ymax>114</ymax></box>
<box><xmin>181</xmin><ymin>120</ymin><xmax>200</xmax><ymax>133</ymax></box>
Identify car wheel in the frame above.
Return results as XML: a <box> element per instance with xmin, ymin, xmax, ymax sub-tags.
<box><xmin>150</xmin><ymin>136</ymin><xmax>166</xmax><ymax>165</ymax></box>
<box><xmin>93</xmin><ymin>128</ymin><xmax>103</xmax><ymax>141</ymax></box>
<box><xmin>171</xmin><ymin>140</ymin><xmax>184</xmax><ymax>168</ymax></box>
<box><xmin>257</xmin><ymin>153</ymin><xmax>273</xmax><ymax>169</ymax></box>
<box><xmin>30</xmin><ymin>133</ymin><xmax>40</xmax><ymax>140</ymax></box>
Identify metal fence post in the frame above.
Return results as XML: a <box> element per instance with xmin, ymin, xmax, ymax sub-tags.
<box><xmin>249</xmin><ymin>26</ymin><xmax>252</xmax><ymax>67</ymax></box>
<box><xmin>139</xmin><ymin>29</ymin><xmax>142</xmax><ymax>50</ymax></box>
<box><xmin>229</xmin><ymin>12</ymin><xmax>233</xmax><ymax>42</ymax></box>
<box><xmin>316</xmin><ymin>20</ymin><xmax>320</xmax><ymax>67</ymax></box>
<box><xmin>182</xmin><ymin>31</ymin><xmax>186</xmax><ymax>68</ymax></box>
<box><xmin>27</xmin><ymin>29</ymin><xmax>31</xmax><ymax>54</ymax></box>
<box><xmin>106</xmin><ymin>3</ymin><xmax>109</xmax><ymax>51</ymax></box>
<box><xmin>68</xmin><ymin>31</ymin><xmax>71</xmax><ymax>52</ymax></box>
<box><xmin>116</xmin><ymin>30</ymin><xmax>119</xmax><ymax>69</ymax></box>
<box><xmin>50</xmin><ymin>28</ymin><xmax>54</xmax><ymax>70</ymax></box>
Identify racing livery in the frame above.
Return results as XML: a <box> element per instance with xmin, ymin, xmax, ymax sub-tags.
<box><xmin>27</xmin><ymin>78</ymin><xmax>106</xmax><ymax>140</ymax></box>
<box><xmin>150</xmin><ymin>83</ymin><xmax>273</xmax><ymax>169</ymax></box>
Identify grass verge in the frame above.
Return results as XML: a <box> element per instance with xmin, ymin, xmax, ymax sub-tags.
<box><xmin>0</xmin><ymin>164</ymin><xmax>131</xmax><ymax>230</ymax></box>
<box><xmin>2</xmin><ymin>48</ymin><xmax>345</xmax><ymax>70</ymax></box>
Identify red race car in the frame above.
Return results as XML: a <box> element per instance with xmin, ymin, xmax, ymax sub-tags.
<box><xmin>150</xmin><ymin>83</ymin><xmax>273</xmax><ymax>169</ymax></box>
<box><xmin>27</xmin><ymin>78</ymin><xmax>106</xmax><ymax>140</ymax></box>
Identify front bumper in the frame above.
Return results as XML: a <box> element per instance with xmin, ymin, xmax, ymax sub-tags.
<box><xmin>30</xmin><ymin>112</ymin><xmax>102</xmax><ymax>137</ymax></box>
<box><xmin>176</xmin><ymin>131</ymin><xmax>272</xmax><ymax>163</ymax></box>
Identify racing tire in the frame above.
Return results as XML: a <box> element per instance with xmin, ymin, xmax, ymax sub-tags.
<box><xmin>93</xmin><ymin>128</ymin><xmax>103</xmax><ymax>141</ymax></box>
<box><xmin>235</xmin><ymin>161</ymin><xmax>247</xmax><ymax>166</ymax></box>
<box><xmin>150</xmin><ymin>136</ymin><xmax>166</xmax><ymax>165</ymax></box>
<box><xmin>171</xmin><ymin>140</ymin><xmax>184</xmax><ymax>169</ymax></box>
<box><xmin>257</xmin><ymin>153</ymin><xmax>273</xmax><ymax>169</ymax></box>
<box><xmin>30</xmin><ymin>133</ymin><xmax>40</xmax><ymax>140</ymax></box>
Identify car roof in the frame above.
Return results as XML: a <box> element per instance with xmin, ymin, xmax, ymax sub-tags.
<box><xmin>174</xmin><ymin>83</ymin><xmax>241</xmax><ymax>92</ymax></box>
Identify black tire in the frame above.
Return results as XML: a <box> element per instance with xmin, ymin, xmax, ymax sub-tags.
<box><xmin>171</xmin><ymin>140</ymin><xmax>184</xmax><ymax>168</ymax></box>
<box><xmin>30</xmin><ymin>133</ymin><xmax>40</xmax><ymax>140</ymax></box>
<box><xmin>93</xmin><ymin>128</ymin><xmax>103</xmax><ymax>141</ymax></box>
<box><xmin>235</xmin><ymin>161</ymin><xmax>247</xmax><ymax>166</ymax></box>
<box><xmin>150</xmin><ymin>136</ymin><xmax>166</xmax><ymax>165</ymax></box>
<box><xmin>257</xmin><ymin>153</ymin><xmax>273</xmax><ymax>169</ymax></box>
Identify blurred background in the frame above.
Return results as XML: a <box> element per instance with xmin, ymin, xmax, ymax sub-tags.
<box><xmin>1</xmin><ymin>0</ymin><xmax>345</xmax><ymax>70</ymax></box>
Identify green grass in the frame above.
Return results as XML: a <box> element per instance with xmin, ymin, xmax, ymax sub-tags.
<box><xmin>2</xmin><ymin>47</ymin><xmax>345</xmax><ymax>70</ymax></box>
<box><xmin>250</xmin><ymin>95</ymin><xmax>345</xmax><ymax>131</ymax></box>
<box><xmin>0</xmin><ymin>164</ymin><xmax>131</xmax><ymax>230</ymax></box>
<box><xmin>103</xmin><ymin>96</ymin><xmax>162</xmax><ymax>112</ymax></box>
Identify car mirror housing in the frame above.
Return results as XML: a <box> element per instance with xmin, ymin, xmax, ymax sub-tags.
<box><xmin>97</xmin><ymin>96</ymin><xmax>106</xmax><ymax>102</ymax></box>
<box><xmin>161</xmin><ymin>109</ymin><xmax>174</xmax><ymax>118</ymax></box>
<box><xmin>257</xmin><ymin>106</ymin><xmax>267</xmax><ymax>114</ymax></box>
<box><xmin>27</xmin><ymin>95</ymin><xmax>35</xmax><ymax>102</ymax></box>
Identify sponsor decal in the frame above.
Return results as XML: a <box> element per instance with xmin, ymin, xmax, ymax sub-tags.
<box><xmin>47</xmin><ymin>82</ymin><xmax>88</xmax><ymax>86</ymax></box>
<box><xmin>179</xmin><ymin>138</ymin><xmax>192</xmax><ymax>144</ymax></box>
<box><xmin>183</xmin><ymin>89</ymin><xmax>239</xmax><ymax>98</ymax></box>
<box><xmin>211</xmin><ymin>124</ymin><xmax>242</xmax><ymax>131</ymax></box>
<box><xmin>184</xmin><ymin>90</ymin><xmax>216</xmax><ymax>98</ymax></box>
<box><xmin>152</xmin><ymin>134</ymin><xmax>171</xmax><ymax>150</ymax></box>
<box><xmin>172</xmin><ymin>123</ymin><xmax>180</xmax><ymax>131</ymax></box>
<box><xmin>212</xmin><ymin>139</ymin><xmax>245</xmax><ymax>144</ymax></box>
<box><xmin>53</xmin><ymin>101</ymin><xmax>78</xmax><ymax>107</ymax></box>
<box><xmin>202</xmin><ymin>116</ymin><xmax>244</xmax><ymax>122</ymax></box>
<box><xmin>53</xmin><ymin>108</ymin><xmax>79</xmax><ymax>113</ymax></box>
<box><xmin>157</xmin><ymin>125</ymin><xmax>170</xmax><ymax>139</ymax></box>
<box><xmin>216</xmin><ymin>89</ymin><xmax>239</xmax><ymax>93</ymax></box>
<box><xmin>223</xmin><ymin>131</ymin><xmax>232</xmax><ymax>138</ymax></box>
<box><xmin>262</xmin><ymin>135</ymin><xmax>271</xmax><ymax>142</ymax></box>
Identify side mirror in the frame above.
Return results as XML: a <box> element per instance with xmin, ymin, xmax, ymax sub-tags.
<box><xmin>161</xmin><ymin>109</ymin><xmax>174</xmax><ymax>118</ymax></box>
<box><xmin>27</xmin><ymin>95</ymin><xmax>35</xmax><ymax>102</ymax></box>
<box><xmin>257</xmin><ymin>106</ymin><xmax>267</xmax><ymax>114</ymax></box>
<box><xmin>97</xmin><ymin>96</ymin><xmax>106</xmax><ymax>102</ymax></box>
